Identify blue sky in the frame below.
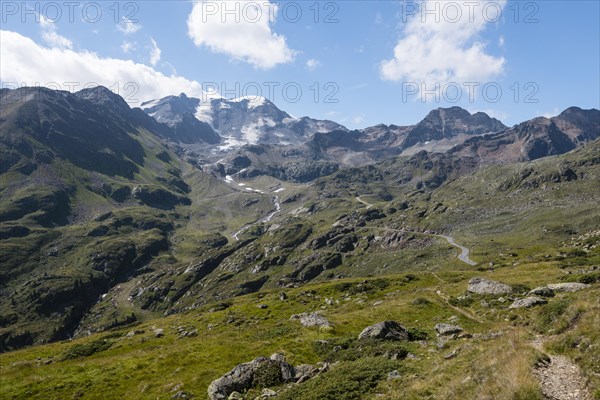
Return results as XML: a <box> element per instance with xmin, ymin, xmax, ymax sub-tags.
<box><xmin>1</xmin><ymin>1</ymin><xmax>599</xmax><ymax>128</ymax></box>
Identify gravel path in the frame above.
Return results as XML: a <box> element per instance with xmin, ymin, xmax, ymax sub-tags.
<box><xmin>532</xmin><ymin>338</ymin><xmax>593</xmax><ymax>400</ymax></box>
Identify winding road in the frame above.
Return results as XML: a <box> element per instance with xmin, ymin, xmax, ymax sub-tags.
<box><xmin>355</xmin><ymin>196</ymin><xmax>373</xmax><ymax>209</ymax></box>
<box><xmin>354</xmin><ymin>196</ymin><xmax>477</xmax><ymax>266</ymax></box>
<box><xmin>438</xmin><ymin>235</ymin><xmax>477</xmax><ymax>266</ymax></box>
<box><xmin>359</xmin><ymin>226</ymin><xmax>477</xmax><ymax>266</ymax></box>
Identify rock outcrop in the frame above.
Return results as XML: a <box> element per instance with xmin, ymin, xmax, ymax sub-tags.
<box><xmin>509</xmin><ymin>296</ymin><xmax>548</xmax><ymax>309</ymax></box>
<box><xmin>467</xmin><ymin>277</ymin><xmax>512</xmax><ymax>295</ymax></box>
<box><xmin>358</xmin><ymin>321</ymin><xmax>410</xmax><ymax>341</ymax></box>
<box><xmin>528</xmin><ymin>287</ymin><xmax>555</xmax><ymax>297</ymax></box>
<box><xmin>547</xmin><ymin>283</ymin><xmax>590</xmax><ymax>292</ymax></box>
<box><xmin>435</xmin><ymin>323</ymin><xmax>463</xmax><ymax>335</ymax></box>
<box><xmin>290</xmin><ymin>312</ymin><xmax>331</xmax><ymax>328</ymax></box>
<box><xmin>207</xmin><ymin>353</ymin><xmax>295</xmax><ymax>400</ymax></box>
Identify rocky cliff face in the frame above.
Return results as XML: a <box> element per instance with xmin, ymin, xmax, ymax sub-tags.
<box><xmin>450</xmin><ymin>107</ymin><xmax>600</xmax><ymax>163</ymax></box>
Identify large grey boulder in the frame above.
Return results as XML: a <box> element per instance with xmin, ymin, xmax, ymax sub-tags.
<box><xmin>508</xmin><ymin>296</ymin><xmax>548</xmax><ymax>309</ymax></box>
<box><xmin>358</xmin><ymin>321</ymin><xmax>410</xmax><ymax>341</ymax></box>
<box><xmin>290</xmin><ymin>312</ymin><xmax>331</xmax><ymax>328</ymax></box>
<box><xmin>467</xmin><ymin>277</ymin><xmax>512</xmax><ymax>295</ymax></box>
<box><xmin>435</xmin><ymin>323</ymin><xmax>463</xmax><ymax>335</ymax></box>
<box><xmin>207</xmin><ymin>353</ymin><xmax>295</xmax><ymax>400</ymax></box>
<box><xmin>547</xmin><ymin>283</ymin><xmax>590</xmax><ymax>292</ymax></box>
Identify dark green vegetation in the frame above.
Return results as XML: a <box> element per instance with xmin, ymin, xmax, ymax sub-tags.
<box><xmin>0</xmin><ymin>87</ymin><xmax>598</xmax><ymax>399</ymax></box>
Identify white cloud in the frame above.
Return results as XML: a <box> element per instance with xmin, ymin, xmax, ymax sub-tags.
<box><xmin>117</xmin><ymin>17</ymin><xmax>142</xmax><ymax>35</ymax></box>
<box><xmin>351</xmin><ymin>114</ymin><xmax>366</xmax><ymax>125</ymax></box>
<box><xmin>542</xmin><ymin>108</ymin><xmax>560</xmax><ymax>119</ymax></box>
<box><xmin>498</xmin><ymin>35</ymin><xmax>505</xmax><ymax>47</ymax></box>
<box><xmin>40</xmin><ymin>16</ymin><xmax>73</xmax><ymax>49</ymax></box>
<box><xmin>187</xmin><ymin>0</ymin><xmax>295</xmax><ymax>69</ymax></box>
<box><xmin>339</xmin><ymin>113</ymin><xmax>366</xmax><ymax>127</ymax></box>
<box><xmin>0</xmin><ymin>30</ymin><xmax>207</xmax><ymax>105</ymax></box>
<box><xmin>380</xmin><ymin>0</ymin><xmax>506</xmax><ymax>99</ymax></box>
<box><xmin>306</xmin><ymin>59</ymin><xmax>320</xmax><ymax>71</ymax></box>
<box><xmin>163</xmin><ymin>61</ymin><xmax>178</xmax><ymax>75</ymax></box>
<box><xmin>149</xmin><ymin>38</ymin><xmax>161</xmax><ymax>66</ymax></box>
<box><xmin>121</xmin><ymin>41</ymin><xmax>137</xmax><ymax>53</ymax></box>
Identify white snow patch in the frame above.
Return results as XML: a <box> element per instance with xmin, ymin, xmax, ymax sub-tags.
<box><xmin>225</xmin><ymin>175</ymin><xmax>234</xmax><ymax>183</ymax></box>
<box><xmin>241</xmin><ymin>123</ymin><xmax>261</xmax><ymax>144</ymax></box>
<box><xmin>260</xmin><ymin>117</ymin><xmax>277</xmax><ymax>127</ymax></box>
<box><xmin>140</xmin><ymin>98</ymin><xmax>161</xmax><ymax>110</ymax></box>
<box><xmin>273</xmin><ymin>188</ymin><xmax>285</xmax><ymax>193</ymax></box>
<box><xmin>315</xmin><ymin>121</ymin><xmax>332</xmax><ymax>133</ymax></box>
<box><xmin>195</xmin><ymin>102</ymin><xmax>214</xmax><ymax>125</ymax></box>
<box><xmin>238</xmin><ymin>183</ymin><xmax>246</xmax><ymax>186</ymax></box>
<box><xmin>231</xmin><ymin>96</ymin><xmax>266</xmax><ymax>109</ymax></box>
<box><xmin>218</xmin><ymin>137</ymin><xmax>246</xmax><ymax>150</ymax></box>
<box><xmin>283</xmin><ymin>117</ymin><xmax>300</xmax><ymax>124</ymax></box>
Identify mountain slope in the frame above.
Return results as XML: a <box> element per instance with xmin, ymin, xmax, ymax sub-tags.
<box><xmin>139</xmin><ymin>93</ymin><xmax>220</xmax><ymax>144</ymax></box>
<box><xmin>450</xmin><ymin>107</ymin><xmax>600</xmax><ymax>163</ymax></box>
<box><xmin>305</xmin><ymin>107</ymin><xmax>507</xmax><ymax>166</ymax></box>
<box><xmin>0</xmin><ymin>86</ymin><xmax>214</xmax><ymax>350</ymax></box>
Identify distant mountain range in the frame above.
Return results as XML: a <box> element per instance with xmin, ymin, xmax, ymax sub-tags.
<box><xmin>138</xmin><ymin>91</ymin><xmax>598</xmax><ymax>168</ymax></box>
<box><xmin>2</xmin><ymin>86</ymin><xmax>598</xmax><ymax>186</ymax></box>
<box><xmin>2</xmin><ymin>86</ymin><xmax>598</xmax><ymax>179</ymax></box>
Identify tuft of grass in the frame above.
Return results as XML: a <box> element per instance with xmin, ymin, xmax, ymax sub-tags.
<box><xmin>61</xmin><ymin>338</ymin><xmax>113</xmax><ymax>360</ymax></box>
<box><xmin>533</xmin><ymin>299</ymin><xmax>580</xmax><ymax>335</ymax></box>
<box><xmin>376</xmin><ymin>329</ymin><xmax>542</xmax><ymax>400</ymax></box>
<box><xmin>313</xmin><ymin>336</ymin><xmax>409</xmax><ymax>363</ymax></box>
<box><xmin>278</xmin><ymin>357</ymin><xmax>402</xmax><ymax>400</ymax></box>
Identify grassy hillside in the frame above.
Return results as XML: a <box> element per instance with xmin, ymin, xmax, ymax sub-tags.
<box><xmin>1</xmin><ymin>260</ymin><xmax>598</xmax><ymax>399</ymax></box>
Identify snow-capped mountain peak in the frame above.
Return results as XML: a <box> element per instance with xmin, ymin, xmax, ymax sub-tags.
<box><xmin>140</xmin><ymin>93</ymin><xmax>347</xmax><ymax>150</ymax></box>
